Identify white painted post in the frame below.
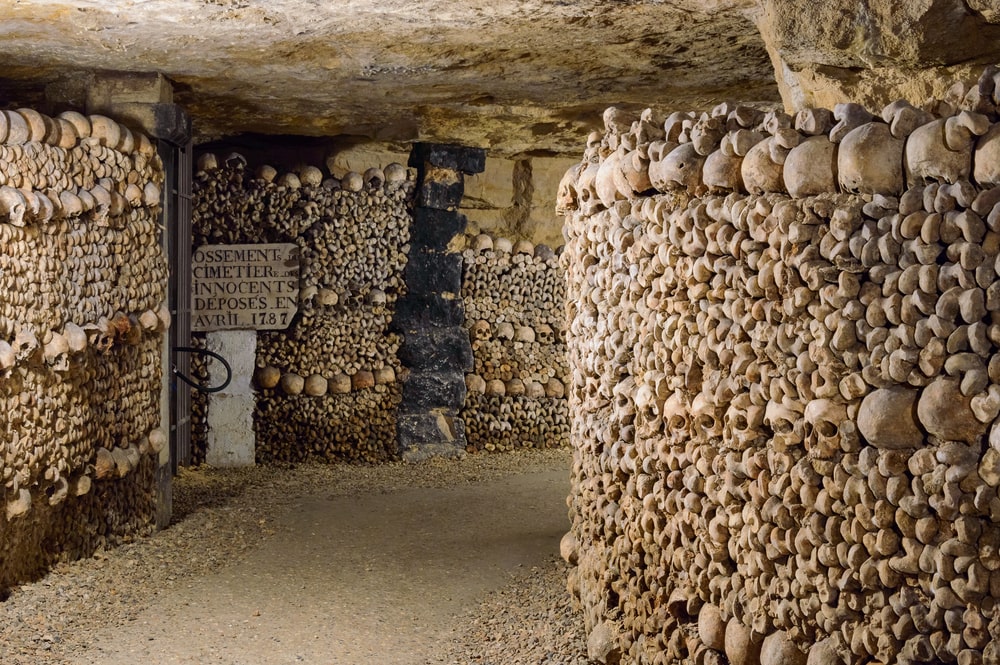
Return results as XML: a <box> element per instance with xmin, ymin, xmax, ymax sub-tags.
<box><xmin>205</xmin><ymin>329</ymin><xmax>257</xmax><ymax>467</ymax></box>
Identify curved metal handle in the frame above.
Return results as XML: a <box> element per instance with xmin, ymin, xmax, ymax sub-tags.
<box><xmin>173</xmin><ymin>346</ymin><xmax>233</xmax><ymax>393</ymax></box>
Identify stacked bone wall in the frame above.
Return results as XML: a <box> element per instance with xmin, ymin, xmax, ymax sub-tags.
<box><xmin>327</xmin><ymin>142</ymin><xmax>576</xmax><ymax>249</ymax></box>
<box><xmin>561</xmin><ymin>69</ymin><xmax>1000</xmax><ymax>665</ymax></box>
<box><xmin>0</xmin><ymin>107</ymin><xmax>168</xmax><ymax>591</ymax></box>
<box><xmin>192</xmin><ymin>156</ymin><xmax>412</xmax><ymax>464</ymax></box>
<box><xmin>460</xmin><ymin>233</ymin><xmax>570</xmax><ymax>451</ymax></box>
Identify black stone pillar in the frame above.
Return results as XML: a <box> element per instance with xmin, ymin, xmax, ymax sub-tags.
<box><xmin>393</xmin><ymin>143</ymin><xmax>485</xmax><ymax>461</ymax></box>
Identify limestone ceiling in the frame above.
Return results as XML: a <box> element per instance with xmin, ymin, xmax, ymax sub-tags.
<box><xmin>0</xmin><ymin>1</ymin><xmax>998</xmax><ymax>155</ymax></box>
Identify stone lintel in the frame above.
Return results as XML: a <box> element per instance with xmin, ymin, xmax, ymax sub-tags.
<box><xmin>86</xmin><ymin>72</ymin><xmax>174</xmax><ymax>109</ymax></box>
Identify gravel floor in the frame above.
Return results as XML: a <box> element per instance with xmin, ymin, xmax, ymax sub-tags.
<box><xmin>439</xmin><ymin>558</ymin><xmax>591</xmax><ymax>665</ymax></box>
<box><xmin>0</xmin><ymin>449</ymin><xmax>590</xmax><ymax>665</ymax></box>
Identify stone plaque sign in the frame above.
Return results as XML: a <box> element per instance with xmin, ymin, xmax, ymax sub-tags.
<box><xmin>191</xmin><ymin>243</ymin><xmax>299</xmax><ymax>331</ymax></box>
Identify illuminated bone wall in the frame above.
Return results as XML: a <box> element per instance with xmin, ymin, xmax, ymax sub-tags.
<box><xmin>560</xmin><ymin>68</ymin><xmax>1000</xmax><ymax>665</ymax></box>
<box><xmin>459</xmin><ymin>232</ymin><xmax>570</xmax><ymax>451</ymax></box>
<box><xmin>192</xmin><ymin>156</ymin><xmax>410</xmax><ymax>463</ymax></box>
<box><xmin>0</xmin><ymin>107</ymin><xmax>168</xmax><ymax>591</ymax></box>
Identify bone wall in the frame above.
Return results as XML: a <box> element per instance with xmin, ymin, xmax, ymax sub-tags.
<box><xmin>324</xmin><ymin>140</ymin><xmax>575</xmax><ymax>250</ymax></box>
<box><xmin>192</xmin><ymin>155</ymin><xmax>412</xmax><ymax>464</ymax></box>
<box><xmin>460</xmin><ymin>232</ymin><xmax>570</xmax><ymax>451</ymax></box>
<box><xmin>561</xmin><ymin>68</ymin><xmax>1000</xmax><ymax>665</ymax></box>
<box><xmin>0</xmin><ymin>108</ymin><xmax>168</xmax><ymax>591</ymax></box>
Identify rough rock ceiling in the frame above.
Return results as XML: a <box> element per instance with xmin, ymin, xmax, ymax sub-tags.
<box><xmin>0</xmin><ymin>0</ymin><xmax>777</xmax><ymax>155</ymax></box>
<box><xmin>0</xmin><ymin>1</ymin><xmax>999</xmax><ymax>155</ymax></box>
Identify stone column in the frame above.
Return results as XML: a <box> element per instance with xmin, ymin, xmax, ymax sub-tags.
<box><xmin>393</xmin><ymin>143</ymin><xmax>485</xmax><ymax>461</ymax></box>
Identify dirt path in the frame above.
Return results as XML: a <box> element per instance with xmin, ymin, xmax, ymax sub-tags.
<box><xmin>68</xmin><ymin>468</ymin><xmax>570</xmax><ymax>665</ymax></box>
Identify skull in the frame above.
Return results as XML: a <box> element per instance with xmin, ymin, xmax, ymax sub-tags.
<box><xmin>0</xmin><ymin>186</ymin><xmax>26</xmax><ymax>226</ymax></box>
<box><xmin>803</xmin><ymin>398</ymin><xmax>848</xmax><ymax>458</ymax></box>
<box><xmin>33</xmin><ymin>192</ymin><xmax>54</xmax><ymax>223</ymax></box>
<box><xmin>974</xmin><ymin>122</ymin><xmax>1000</xmax><ymax>186</ymax></box>
<box><xmin>89</xmin><ymin>184</ymin><xmax>112</xmax><ymax>224</ymax></box>
<box><xmin>495</xmin><ymin>322</ymin><xmax>515</xmax><ymax>341</ymax></box>
<box><xmin>645</xmin><ymin>140</ymin><xmax>678</xmax><ymax>191</ymax></box>
<box><xmin>365</xmin><ymin>288</ymin><xmax>387</xmax><ymax>311</ymax></box>
<box><xmin>741</xmin><ymin>138</ymin><xmax>785</xmax><ymax>194</ymax></box>
<box><xmin>691</xmin><ymin>392</ymin><xmax>724</xmax><ymax>441</ymax></box>
<box><xmin>575</xmin><ymin>161</ymin><xmax>602</xmax><ymax>216</ymax></box>
<box><xmin>59</xmin><ymin>190</ymin><xmax>84</xmax><ymax>217</ymax></box>
<box><xmin>42</xmin><ymin>331</ymin><xmax>70</xmax><ymax>372</ymax></box>
<box><xmin>620</xmin><ymin>149</ymin><xmax>651</xmax><ymax>194</ymax></box>
<box><xmin>138</xmin><ymin>309</ymin><xmax>160</xmax><ymax>332</ymax></box>
<box><xmin>556</xmin><ymin>163</ymin><xmax>582</xmax><ymax>214</ymax></box>
<box><xmin>19</xmin><ymin>189</ymin><xmax>41</xmax><ymax>222</ymax></box>
<box><xmin>148</xmin><ymin>428</ymin><xmax>167</xmax><ymax>454</ymax></box>
<box><xmin>383</xmin><ymin>162</ymin><xmax>409</xmax><ymax>187</ymax></box>
<box><xmin>89</xmin><ymin>114</ymin><xmax>122</xmax><ymax>148</ymax></box>
<box><xmin>363</xmin><ymin>167</ymin><xmax>385</xmax><ymax>189</ymax></box>
<box><xmin>723</xmin><ymin>392</ymin><xmax>764</xmax><ymax>450</ymax></box>
<box><xmin>86</xmin><ymin>318</ymin><xmax>115</xmax><ymax>354</ymax></box>
<box><xmin>612</xmin><ymin>376</ymin><xmax>638</xmax><ymax>423</ymax></box>
<box><xmin>513</xmin><ymin>326</ymin><xmax>535</xmax><ymax>343</ymax></box>
<box><xmin>661</xmin><ymin>391</ymin><xmax>690</xmax><ymax>446</ymax></box>
<box><xmin>472</xmin><ymin>234</ymin><xmax>494</xmax><ymax>251</ymax></box>
<box><xmin>292</xmin><ymin>165</ymin><xmax>322</xmax><ymax>187</ymax></box>
<box><xmin>0</xmin><ymin>340</ymin><xmax>15</xmax><ymax>370</ymax></box>
<box><xmin>12</xmin><ymin>326</ymin><xmax>40</xmax><ymax>364</ymax></box>
<box><xmin>702</xmin><ymin>147</ymin><xmax>744</xmax><ymax>193</ymax></box>
<box><xmin>595</xmin><ymin>148</ymin><xmax>626</xmax><ymax>208</ymax></box>
<box><xmin>198</xmin><ymin>152</ymin><xmax>219</xmax><ymax>171</ymax></box>
<box><xmin>633</xmin><ymin>381</ymin><xmax>658</xmax><ymax>434</ymax></box>
<box><xmin>534</xmin><ymin>323</ymin><xmax>555</xmax><ymax>345</ymax></box>
<box><xmin>837</xmin><ymin>121</ymin><xmax>904</xmax><ymax>195</ymax></box>
<box><xmin>76</xmin><ymin>187</ymin><xmax>97</xmax><ymax>214</ymax></box>
<box><xmin>650</xmin><ymin>142</ymin><xmax>705</xmax><ymax>193</ymax></box>
<box><xmin>470</xmin><ymin>319</ymin><xmax>491</xmax><ymax>341</ymax></box>
<box><xmin>224</xmin><ymin>151</ymin><xmax>247</xmax><ymax>169</ymax></box>
<box><xmin>124</xmin><ymin>183</ymin><xmax>144</xmax><ymax>207</ymax></box>
<box><xmin>764</xmin><ymin>398</ymin><xmax>805</xmax><ymax>450</ymax></box>
<box><xmin>110</xmin><ymin>311</ymin><xmax>133</xmax><ymax>341</ymax></box>
<box><xmin>783</xmin><ymin>136</ymin><xmax>837</xmax><ymax>198</ymax></box>
<box><xmin>904</xmin><ymin>118</ymin><xmax>969</xmax><ymax>185</ymax></box>
<box><xmin>109</xmin><ymin>191</ymin><xmax>126</xmax><ymax>217</ymax></box>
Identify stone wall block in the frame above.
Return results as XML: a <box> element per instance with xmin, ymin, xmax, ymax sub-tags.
<box><xmin>400</xmin><ymin>370</ymin><xmax>468</xmax><ymax>412</ymax></box>
<box><xmin>404</xmin><ymin>249</ymin><xmax>463</xmax><ymax>295</ymax></box>
<box><xmin>398</xmin><ymin>328</ymin><xmax>473</xmax><ymax>372</ymax></box>
<box><xmin>410</xmin><ymin>207</ymin><xmax>468</xmax><ymax>249</ymax></box>
<box><xmin>390</xmin><ymin>294</ymin><xmax>466</xmax><ymax>330</ymax></box>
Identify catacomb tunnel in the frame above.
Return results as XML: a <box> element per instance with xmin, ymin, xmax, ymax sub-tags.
<box><xmin>5</xmin><ymin>1</ymin><xmax>1000</xmax><ymax>664</ymax></box>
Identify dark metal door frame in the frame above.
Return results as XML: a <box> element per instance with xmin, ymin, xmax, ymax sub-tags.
<box><xmin>162</xmin><ymin>138</ymin><xmax>193</xmax><ymax>472</ymax></box>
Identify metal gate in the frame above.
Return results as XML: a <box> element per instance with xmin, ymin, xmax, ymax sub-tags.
<box><xmin>162</xmin><ymin>139</ymin><xmax>194</xmax><ymax>471</ymax></box>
